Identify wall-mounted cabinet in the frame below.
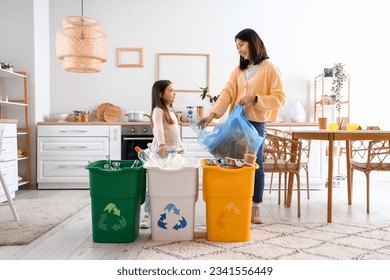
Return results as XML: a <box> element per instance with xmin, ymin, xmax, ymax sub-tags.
<box><xmin>0</xmin><ymin>69</ymin><xmax>30</xmax><ymax>188</ymax></box>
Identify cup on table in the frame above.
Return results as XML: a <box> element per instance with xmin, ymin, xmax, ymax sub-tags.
<box><xmin>318</xmin><ymin>117</ymin><xmax>328</xmax><ymax>129</ymax></box>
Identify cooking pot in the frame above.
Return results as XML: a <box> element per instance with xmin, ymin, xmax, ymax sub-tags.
<box><xmin>125</xmin><ymin>111</ymin><xmax>151</xmax><ymax>122</ymax></box>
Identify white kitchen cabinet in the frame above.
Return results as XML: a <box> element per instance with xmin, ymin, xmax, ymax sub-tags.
<box><xmin>37</xmin><ymin>125</ymin><xmax>121</xmax><ymax>189</ymax></box>
<box><xmin>0</xmin><ymin>123</ymin><xmax>18</xmax><ymax>202</ymax></box>
<box><xmin>181</xmin><ymin>125</ymin><xmax>214</xmax><ymax>188</ymax></box>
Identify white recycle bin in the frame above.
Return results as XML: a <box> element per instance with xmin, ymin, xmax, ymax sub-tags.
<box><xmin>144</xmin><ymin>162</ymin><xmax>199</xmax><ymax>241</ymax></box>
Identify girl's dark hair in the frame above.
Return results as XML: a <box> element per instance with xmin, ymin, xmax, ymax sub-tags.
<box><xmin>235</xmin><ymin>28</ymin><xmax>269</xmax><ymax>70</ymax></box>
<box><xmin>151</xmin><ymin>80</ymin><xmax>175</xmax><ymax>125</ymax></box>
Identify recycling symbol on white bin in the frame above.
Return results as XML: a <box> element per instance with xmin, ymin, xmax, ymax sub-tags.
<box><xmin>97</xmin><ymin>203</ymin><xmax>128</xmax><ymax>231</ymax></box>
<box><xmin>157</xmin><ymin>203</ymin><xmax>187</xmax><ymax>231</ymax></box>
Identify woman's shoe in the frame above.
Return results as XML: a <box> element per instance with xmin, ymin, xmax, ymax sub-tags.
<box><xmin>251</xmin><ymin>205</ymin><xmax>262</xmax><ymax>224</ymax></box>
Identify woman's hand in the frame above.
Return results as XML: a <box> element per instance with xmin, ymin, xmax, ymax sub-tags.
<box><xmin>158</xmin><ymin>144</ymin><xmax>166</xmax><ymax>156</ymax></box>
<box><xmin>239</xmin><ymin>95</ymin><xmax>257</xmax><ymax>106</ymax></box>
<box><xmin>200</xmin><ymin>113</ymin><xmax>215</xmax><ymax>127</ymax></box>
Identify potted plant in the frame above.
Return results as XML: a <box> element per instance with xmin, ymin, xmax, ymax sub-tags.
<box><xmin>330</xmin><ymin>63</ymin><xmax>348</xmax><ymax>113</ymax></box>
<box><xmin>200</xmin><ymin>87</ymin><xmax>219</xmax><ymax>107</ymax></box>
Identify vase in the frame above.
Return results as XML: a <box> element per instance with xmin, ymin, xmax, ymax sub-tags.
<box><xmin>289</xmin><ymin>101</ymin><xmax>306</xmax><ymax>123</ymax></box>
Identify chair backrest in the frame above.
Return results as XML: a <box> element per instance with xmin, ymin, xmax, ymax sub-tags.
<box><xmin>352</xmin><ymin>139</ymin><xmax>390</xmax><ymax>171</ymax></box>
<box><xmin>265</xmin><ymin>128</ymin><xmax>311</xmax><ymax>163</ymax></box>
<box><xmin>263</xmin><ymin>133</ymin><xmax>302</xmax><ymax>173</ymax></box>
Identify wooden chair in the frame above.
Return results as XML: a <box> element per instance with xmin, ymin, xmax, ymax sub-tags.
<box><xmin>351</xmin><ymin>139</ymin><xmax>390</xmax><ymax>213</ymax></box>
<box><xmin>266</xmin><ymin>128</ymin><xmax>312</xmax><ymax>204</ymax></box>
<box><xmin>263</xmin><ymin>133</ymin><xmax>303</xmax><ymax>217</ymax></box>
<box><xmin>0</xmin><ymin>125</ymin><xmax>20</xmax><ymax>221</ymax></box>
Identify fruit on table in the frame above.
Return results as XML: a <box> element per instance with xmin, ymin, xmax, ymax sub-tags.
<box><xmin>327</xmin><ymin>123</ymin><xmax>339</xmax><ymax>130</ymax></box>
<box><xmin>346</xmin><ymin>123</ymin><xmax>362</xmax><ymax>130</ymax></box>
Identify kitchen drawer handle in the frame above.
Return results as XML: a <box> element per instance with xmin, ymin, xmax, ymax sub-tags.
<box><xmin>58</xmin><ymin>130</ymin><xmax>88</xmax><ymax>133</ymax></box>
<box><xmin>58</xmin><ymin>146</ymin><xmax>88</xmax><ymax>149</ymax></box>
<box><xmin>57</xmin><ymin>165</ymin><xmax>86</xmax><ymax>168</ymax></box>
<box><xmin>123</xmin><ymin>137</ymin><xmax>154</xmax><ymax>141</ymax></box>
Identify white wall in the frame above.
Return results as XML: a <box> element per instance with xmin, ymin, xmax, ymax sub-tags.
<box><xmin>0</xmin><ymin>0</ymin><xmax>37</xmax><ymax>186</ymax></box>
<box><xmin>1</xmin><ymin>0</ymin><xmax>390</xmax><ymax>188</ymax></box>
<box><xmin>47</xmin><ymin>0</ymin><xmax>390</xmax><ymax>128</ymax></box>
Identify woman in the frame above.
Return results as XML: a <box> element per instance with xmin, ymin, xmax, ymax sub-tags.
<box><xmin>201</xmin><ymin>28</ymin><xmax>286</xmax><ymax>224</ymax></box>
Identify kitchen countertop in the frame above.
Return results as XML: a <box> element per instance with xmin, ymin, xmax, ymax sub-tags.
<box><xmin>38</xmin><ymin>121</ymin><xmax>318</xmax><ymax>126</ymax></box>
<box><xmin>0</xmin><ymin>119</ymin><xmax>18</xmax><ymax>124</ymax></box>
<box><xmin>37</xmin><ymin>121</ymin><xmax>151</xmax><ymax>125</ymax></box>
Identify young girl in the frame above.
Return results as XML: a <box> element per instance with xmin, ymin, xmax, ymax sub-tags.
<box><xmin>150</xmin><ymin>80</ymin><xmax>184</xmax><ymax>156</ymax></box>
<box><xmin>140</xmin><ymin>80</ymin><xmax>184</xmax><ymax>229</ymax></box>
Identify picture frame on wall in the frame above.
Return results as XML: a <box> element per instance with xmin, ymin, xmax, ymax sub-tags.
<box><xmin>323</xmin><ymin>68</ymin><xmax>333</xmax><ymax>77</ymax></box>
<box><xmin>157</xmin><ymin>53</ymin><xmax>210</xmax><ymax>92</ymax></box>
<box><xmin>117</xmin><ymin>48</ymin><xmax>144</xmax><ymax>67</ymax></box>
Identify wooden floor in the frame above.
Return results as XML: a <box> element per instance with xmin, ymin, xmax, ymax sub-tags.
<box><xmin>1</xmin><ymin>179</ymin><xmax>390</xmax><ymax>260</ymax></box>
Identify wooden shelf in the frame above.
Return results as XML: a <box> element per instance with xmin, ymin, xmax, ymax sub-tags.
<box><xmin>0</xmin><ymin>100</ymin><xmax>28</xmax><ymax>106</ymax></box>
<box><xmin>17</xmin><ymin>156</ymin><xmax>29</xmax><ymax>161</ymax></box>
<box><xmin>0</xmin><ymin>70</ymin><xmax>31</xmax><ymax>189</ymax></box>
<box><xmin>0</xmin><ymin>68</ymin><xmax>26</xmax><ymax>78</ymax></box>
<box><xmin>313</xmin><ymin>72</ymin><xmax>350</xmax><ymax>122</ymax></box>
<box><xmin>18</xmin><ymin>180</ymin><xmax>29</xmax><ymax>187</ymax></box>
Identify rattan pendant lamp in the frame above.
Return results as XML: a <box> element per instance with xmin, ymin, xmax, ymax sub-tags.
<box><xmin>56</xmin><ymin>0</ymin><xmax>108</xmax><ymax>73</ymax></box>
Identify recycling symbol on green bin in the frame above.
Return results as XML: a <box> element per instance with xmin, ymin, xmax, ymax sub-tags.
<box><xmin>157</xmin><ymin>203</ymin><xmax>187</xmax><ymax>231</ymax></box>
<box><xmin>98</xmin><ymin>203</ymin><xmax>128</xmax><ymax>231</ymax></box>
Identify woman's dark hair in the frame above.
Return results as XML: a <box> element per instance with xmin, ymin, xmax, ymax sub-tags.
<box><xmin>235</xmin><ymin>28</ymin><xmax>269</xmax><ymax>70</ymax></box>
<box><xmin>151</xmin><ymin>80</ymin><xmax>175</xmax><ymax>125</ymax></box>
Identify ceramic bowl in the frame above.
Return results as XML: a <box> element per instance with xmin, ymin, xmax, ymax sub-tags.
<box><xmin>53</xmin><ymin>113</ymin><xmax>70</xmax><ymax>122</ymax></box>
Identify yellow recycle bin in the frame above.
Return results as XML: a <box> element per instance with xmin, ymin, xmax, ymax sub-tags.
<box><xmin>201</xmin><ymin>159</ymin><xmax>258</xmax><ymax>242</ymax></box>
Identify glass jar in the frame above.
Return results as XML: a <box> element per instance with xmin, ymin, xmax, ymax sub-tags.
<box><xmin>73</xmin><ymin>111</ymin><xmax>83</xmax><ymax>122</ymax></box>
<box><xmin>82</xmin><ymin>111</ymin><xmax>89</xmax><ymax>122</ymax></box>
<box><xmin>196</xmin><ymin>106</ymin><xmax>204</xmax><ymax>118</ymax></box>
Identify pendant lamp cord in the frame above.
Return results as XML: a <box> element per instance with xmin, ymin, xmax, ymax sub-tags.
<box><xmin>80</xmin><ymin>0</ymin><xmax>85</xmax><ymax>40</ymax></box>
<box><xmin>81</xmin><ymin>0</ymin><xmax>84</xmax><ymax>17</ymax></box>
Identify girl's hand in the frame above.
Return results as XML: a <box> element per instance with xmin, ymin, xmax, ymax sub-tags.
<box><xmin>159</xmin><ymin>144</ymin><xmax>166</xmax><ymax>156</ymax></box>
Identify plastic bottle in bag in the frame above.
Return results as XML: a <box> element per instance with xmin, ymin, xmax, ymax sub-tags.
<box><xmin>188</xmin><ymin>111</ymin><xmax>208</xmax><ymax>144</ymax></box>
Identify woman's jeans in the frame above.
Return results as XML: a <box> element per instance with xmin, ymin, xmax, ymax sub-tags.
<box><xmin>249</xmin><ymin>121</ymin><xmax>266</xmax><ymax>203</ymax></box>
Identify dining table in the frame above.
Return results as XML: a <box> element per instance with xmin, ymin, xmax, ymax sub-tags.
<box><xmin>287</xmin><ymin>129</ymin><xmax>390</xmax><ymax>223</ymax></box>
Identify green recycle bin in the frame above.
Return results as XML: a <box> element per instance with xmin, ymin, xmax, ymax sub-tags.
<box><xmin>86</xmin><ymin>160</ymin><xmax>146</xmax><ymax>243</ymax></box>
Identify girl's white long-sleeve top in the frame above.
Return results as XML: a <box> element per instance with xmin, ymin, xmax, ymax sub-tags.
<box><xmin>151</xmin><ymin>107</ymin><xmax>184</xmax><ymax>152</ymax></box>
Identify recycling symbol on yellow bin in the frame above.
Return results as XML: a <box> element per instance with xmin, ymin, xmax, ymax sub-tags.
<box><xmin>157</xmin><ymin>203</ymin><xmax>187</xmax><ymax>231</ymax></box>
<box><xmin>98</xmin><ymin>203</ymin><xmax>128</xmax><ymax>231</ymax></box>
<box><xmin>216</xmin><ymin>202</ymin><xmax>241</xmax><ymax>229</ymax></box>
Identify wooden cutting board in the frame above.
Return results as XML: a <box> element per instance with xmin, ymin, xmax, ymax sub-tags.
<box><xmin>103</xmin><ymin>105</ymin><xmax>121</xmax><ymax>122</ymax></box>
<box><xmin>96</xmin><ymin>102</ymin><xmax>113</xmax><ymax>121</ymax></box>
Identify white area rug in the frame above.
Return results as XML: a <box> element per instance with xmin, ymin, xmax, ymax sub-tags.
<box><xmin>137</xmin><ymin>223</ymin><xmax>390</xmax><ymax>260</ymax></box>
<box><xmin>0</xmin><ymin>197</ymin><xmax>90</xmax><ymax>246</ymax></box>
